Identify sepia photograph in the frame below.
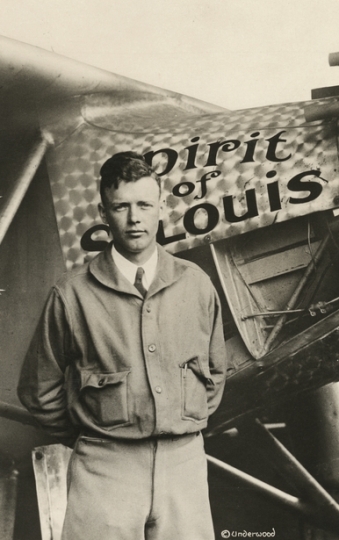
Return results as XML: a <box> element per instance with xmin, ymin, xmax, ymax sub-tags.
<box><xmin>1</xmin><ymin>1</ymin><xmax>339</xmax><ymax>539</ymax></box>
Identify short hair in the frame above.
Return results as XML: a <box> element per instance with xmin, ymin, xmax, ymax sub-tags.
<box><xmin>99</xmin><ymin>151</ymin><xmax>161</xmax><ymax>205</ymax></box>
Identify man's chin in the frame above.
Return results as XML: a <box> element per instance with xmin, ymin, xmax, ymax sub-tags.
<box><xmin>126</xmin><ymin>240</ymin><xmax>146</xmax><ymax>252</ymax></box>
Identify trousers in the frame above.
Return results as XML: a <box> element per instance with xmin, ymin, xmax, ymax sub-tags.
<box><xmin>61</xmin><ymin>431</ymin><xmax>215</xmax><ymax>540</ymax></box>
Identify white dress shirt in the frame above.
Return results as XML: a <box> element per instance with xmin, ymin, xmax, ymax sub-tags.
<box><xmin>111</xmin><ymin>245</ymin><xmax>158</xmax><ymax>290</ymax></box>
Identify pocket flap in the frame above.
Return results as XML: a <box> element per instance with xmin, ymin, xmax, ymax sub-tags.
<box><xmin>180</xmin><ymin>358</ymin><xmax>214</xmax><ymax>384</ymax></box>
<box><xmin>80</xmin><ymin>370</ymin><xmax>131</xmax><ymax>390</ymax></box>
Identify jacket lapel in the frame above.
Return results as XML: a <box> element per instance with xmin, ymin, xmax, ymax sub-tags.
<box><xmin>88</xmin><ymin>243</ymin><xmax>136</xmax><ymax>295</ymax></box>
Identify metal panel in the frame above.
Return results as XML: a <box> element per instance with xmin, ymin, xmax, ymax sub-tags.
<box><xmin>42</xmin><ymin>94</ymin><xmax>339</xmax><ymax>269</ymax></box>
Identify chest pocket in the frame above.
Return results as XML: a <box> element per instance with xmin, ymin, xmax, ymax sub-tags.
<box><xmin>79</xmin><ymin>370</ymin><xmax>131</xmax><ymax>427</ymax></box>
<box><xmin>180</xmin><ymin>358</ymin><xmax>213</xmax><ymax>422</ymax></box>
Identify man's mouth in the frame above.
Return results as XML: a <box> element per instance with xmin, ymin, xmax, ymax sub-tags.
<box><xmin>126</xmin><ymin>230</ymin><xmax>145</xmax><ymax>237</ymax></box>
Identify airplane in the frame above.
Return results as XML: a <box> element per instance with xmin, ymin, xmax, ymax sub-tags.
<box><xmin>1</xmin><ymin>34</ymin><xmax>339</xmax><ymax>538</ymax></box>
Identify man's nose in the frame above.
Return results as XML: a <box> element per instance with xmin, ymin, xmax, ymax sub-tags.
<box><xmin>128</xmin><ymin>205</ymin><xmax>140</xmax><ymax>223</ymax></box>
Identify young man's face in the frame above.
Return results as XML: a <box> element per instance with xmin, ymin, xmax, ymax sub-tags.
<box><xmin>99</xmin><ymin>176</ymin><xmax>162</xmax><ymax>264</ymax></box>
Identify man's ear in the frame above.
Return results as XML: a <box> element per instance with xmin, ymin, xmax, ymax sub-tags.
<box><xmin>98</xmin><ymin>203</ymin><xmax>107</xmax><ymax>224</ymax></box>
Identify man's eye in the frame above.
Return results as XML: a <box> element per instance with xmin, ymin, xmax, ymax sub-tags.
<box><xmin>113</xmin><ymin>205</ymin><xmax>126</xmax><ymax>211</ymax></box>
<box><xmin>140</xmin><ymin>202</ymin><xmax>152</xmax><ymax>208</ymax></box>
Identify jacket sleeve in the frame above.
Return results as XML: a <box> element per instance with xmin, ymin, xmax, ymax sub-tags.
<box><xmin>207</xmin><ymin>284</ymin><xmax>227</xmax><ymax>417</ymax></box>
<box><xmin>17</xmin><ymin>287</ymin><xmax>79</xmax><ymax>444</ymax></box>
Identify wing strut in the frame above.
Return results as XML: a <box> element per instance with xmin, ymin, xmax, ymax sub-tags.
<box><xmin>0</xmin><ymin>132</ymin><xmax>52</xmax><ymax>245</ymax></box>
<box><xmin>207</xmin><ymin>419</ymin><xmax>339</xmax><ymax>534</ymax></box>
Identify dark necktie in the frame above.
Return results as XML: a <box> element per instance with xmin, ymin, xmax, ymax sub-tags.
<box><xmin>134</xmin><ymin>267</ymin><xmax>147</xmax><ymax>297</ymax></box>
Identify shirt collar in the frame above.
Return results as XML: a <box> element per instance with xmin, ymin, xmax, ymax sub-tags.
<box><xmin>89</xmin><ymin>242</ymin><xmax>187</xmax><ymax>298</ymax></box>
<box><xmin>111</xmin><ymin>244</ymin><xmax>158</xmax><ymax>289</ymax></box>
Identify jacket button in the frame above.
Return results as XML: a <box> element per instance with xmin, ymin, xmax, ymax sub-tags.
<box><xmin>146</xmin><ymin>305</ymin><xmax>151</xmax><ymax>313</ymax></box>
<box><xmin>148</xmin><ymin>344</ymin><xmax>156</xmax><ymax>352</ymax></box>
<box><xmin>155</xmin><ymin>386</ymin><xmax>162</xmax><ymax>394</ymax></box>
<box><xmin>98</xmin><ymin>379</ymin><xmax>105</xmax><ymax>386</ymax></box>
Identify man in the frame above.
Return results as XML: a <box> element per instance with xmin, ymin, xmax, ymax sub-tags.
<box><xmin>18</xmin><ymin>151</ymin><xmax>227</xmax><ymax>540</ymax></box>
